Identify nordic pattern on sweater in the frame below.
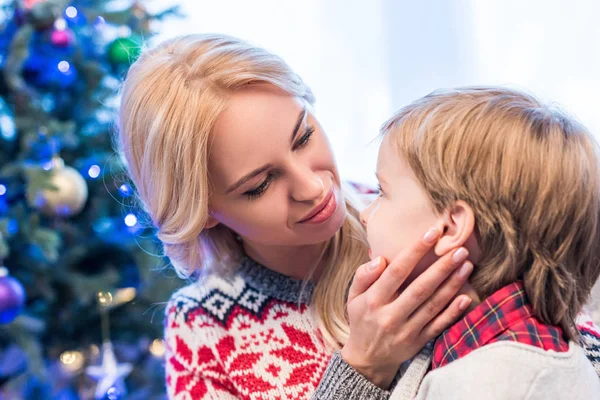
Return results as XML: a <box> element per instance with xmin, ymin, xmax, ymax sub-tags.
<box><xmin>164</xmin><ymin>259</ymin><xmax>330</xmax><ymax>400</ymax></box>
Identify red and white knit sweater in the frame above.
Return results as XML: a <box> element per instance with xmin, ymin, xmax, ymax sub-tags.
<box><xmin>164</xmin><ymin>257</ymin><xmax>600</xmax><ymax>400</ymax></box>
<box><xmin>164</xmin><ymin>257</ymin><xmax>331</xmax><ymax>399</ymax></box>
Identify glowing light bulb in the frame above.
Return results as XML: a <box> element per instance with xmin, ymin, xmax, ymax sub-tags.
<box><xmin>88</xmin><ymin>165</ymin><xmax>100</xmax><ymax>178</ymax></box>
<box><xmin>124</xmin><ymin>213</ymin><xmax>137</xmax><ymax>227</ymax></box>
<box><xmin>60</xmin><ymin>350</ymin><xmax>85</xmax><ymax>372</ymax></box>
<box><xmin>65</xmin><ymin>6</ymin><xmax>78</xmax><ymax>19</ymax></box>
<box><xmin>149</xmin><ymin>339</ymin><xmax>166</xmax><ymax>357</ymax></box>
<box><xmin>97</xmin><ymin>291</ymin><xmax>113</xmax><ymax>307</ymax></box>
<box><xmin>58</xmin><ymin>60</ymin><xmax>70</xmax><ymax>73</ymax></box>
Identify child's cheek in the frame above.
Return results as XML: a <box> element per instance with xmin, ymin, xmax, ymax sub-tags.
<box><xmin>366</xmin><ymin>197</ymin><xmax>381</xmax><ymax>225</ymax></box>
<box><xmin>365</xmin><ymin>198</ymin><xmax>383</xmax><ymax>255</ymax></box>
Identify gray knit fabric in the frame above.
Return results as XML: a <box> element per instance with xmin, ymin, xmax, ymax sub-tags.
<box><xmin>236</xmin><ymin>256</ymin><xmax>314</xmax><ymax>304</ymax></box>
<box><xmin>389</xmin><ymin>343</ymin><xmax>433</xmax><ymax>400</ymax></box>
<box><xmin>311</xmin><ymin>351</ymin><xmax>391</xmax><ymax>400</ymax></box>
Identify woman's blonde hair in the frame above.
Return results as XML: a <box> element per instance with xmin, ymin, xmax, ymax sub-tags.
<box><xmin>117</xmin><ymin>34</ymin><xmax>367</xmax><ymax>349</ymax></box>
<box><xmin>382</xmin><ymin>86</ymin><xmax>600</xmax><ymax>340</ymax></box>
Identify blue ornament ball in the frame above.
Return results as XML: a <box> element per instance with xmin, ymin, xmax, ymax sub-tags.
<box><xmin>0</xmin><ymin>271</ymin><xmax>26</xmax><ymax>324</ymax></box>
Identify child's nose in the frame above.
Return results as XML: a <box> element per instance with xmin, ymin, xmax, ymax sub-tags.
<box><xmin>359</xmin><ymin>207</ymin><xmax>370</xmax><ymax>227</ymax></box>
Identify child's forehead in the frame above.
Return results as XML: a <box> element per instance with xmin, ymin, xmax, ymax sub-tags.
<box><xmin>377</xmin><ymin>137</ymin><xmax>411</xmax><ymax>178</ymax></box>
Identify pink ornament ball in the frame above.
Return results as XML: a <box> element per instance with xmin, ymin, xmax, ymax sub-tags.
<box><xmin>51</xmin><ymin>29</ymin><xmax>74</xmax><ymax>47</ymax></box>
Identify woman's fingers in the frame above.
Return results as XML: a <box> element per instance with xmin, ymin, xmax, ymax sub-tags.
<box><xmin>347</xmin><ymin>256</ymin><xmax>387</xmax><ymax>303</ymax></box>
<box><xmin>404</xmin><ymin>261</ymin><xmax>473</xmax><ymax>332</ymax></box>
<box><xmin>368</xmin><ymin>228</ymin><xmax>442</xmax><ymax>303</ymax></box>
<box><xmin>420</xmin><ymin>294</ymin><xmax>472</xmax><ymax>340</ymax></box>
<box><xmin>391</xmin><ymin>247</ymin><xmax>469</xmax><ymax>317</ymax></box>
<box><xmin>341</xmin><ymin>228</ymin><xmax>475</xmax><ymax>388</ymax></box>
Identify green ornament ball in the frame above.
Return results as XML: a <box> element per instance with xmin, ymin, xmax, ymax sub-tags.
<box><xmin>107</xmin><ymin>35</ymin><xmax>142</xmax><ymax>65</ymax></box>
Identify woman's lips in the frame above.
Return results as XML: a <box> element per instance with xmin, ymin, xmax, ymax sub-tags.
<box><xmin>299</xmin><ymin>189</ymin><xmax>337</xmax><ymax>224</ymax></box>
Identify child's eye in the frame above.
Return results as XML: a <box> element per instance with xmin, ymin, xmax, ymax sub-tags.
<box><xmin>377</xmin><ymin>184</ymin><xmax>385</xmax><ymax>197</ymax></box>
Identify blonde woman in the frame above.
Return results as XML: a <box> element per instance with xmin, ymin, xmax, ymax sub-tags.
<box><xmin>117</xmin><ymin>34</ymin><xmax>600</xmax><ymax>399</ymax></box>
<box><xmin>117</xmin><ymin>33</ymin><xmax>475</xmax><ymax>399</ymax></box>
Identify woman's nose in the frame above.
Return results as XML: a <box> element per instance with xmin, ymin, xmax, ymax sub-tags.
<box><xmin>290</xmin><ymin>167</ymin><xmax>324</xmax><ymax>203</ymax></box>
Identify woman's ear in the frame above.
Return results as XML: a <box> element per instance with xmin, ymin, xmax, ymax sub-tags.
<box><xmin>434</xmin><ymin>200</ymin><xmax>475</xmax><ymax>256</ymax></box>
<box><xmin>205</xmin><ymin>213</ymin><xmax>219</xmax><ymax>229</ymax></box>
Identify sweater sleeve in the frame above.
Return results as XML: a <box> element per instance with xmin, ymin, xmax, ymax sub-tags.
<box><xmin>311</xmin><ymin>351</ymin><xmax>390</xmax><ymax>400</ymax></box>
<box><xmin>415</xmin><ymin>341</ymin><xmax>600</xmax><ymax>400</ymax></box>
<box><xmin>164</xmin><ymin>296</ymin><xmax>239</xmax><ymax>400</ymax></box>
<box><xmin>576</xmin><ymin>311</ymin><xmax>600</xmax><ymax>378</ymax></box>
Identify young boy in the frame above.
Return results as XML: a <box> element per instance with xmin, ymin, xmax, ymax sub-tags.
<box><xmin>359</xmin><ymin>87</ymin><xmax>600</xmax><ymax>399</ymax></box>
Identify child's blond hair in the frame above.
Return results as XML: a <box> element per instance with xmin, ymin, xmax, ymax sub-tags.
<box><xmin>382</xmin><ymin>87</ymin><xmax>600</xmax><ymax>340</ymax></box>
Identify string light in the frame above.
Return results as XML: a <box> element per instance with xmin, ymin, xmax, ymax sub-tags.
<box><xmin>58</xmin><ymin>61</ymin><xmax>70</xmax><ymax>73</ymax></box>
<box><xmin>65</xmin><ymin>6</ymin><xmax>78</xmax><ymax>19</ymax></box>
<box><xmin>54</xmin><ymin>18</ymin><xmax>67</xmax><ymax>31</ymax></box>
<box><xmin>124</xmin><ymin>213</ymin><xmax>137</xmax><ymax>227</ymax></box>
<box><xmin>149</xmin><ymin>339</ymin><xmax>166</xmax><ymax>358</ymax></box>
<box><xmin>97</xmin><ymin>291</ymin><xmax>113</xmax><ymax>307</ymax></box>
<box><xmin>118</xmin><ymin>184</ymin><xmax>132</xmax><ymax>197</ymax></box>
<box><xmin>88</xmin><ymin>165</ymin><xmax>101</xmax><ymax>178</ymax></box>
<box><xmin>0</xmin><ymin>185</ymin><xmax>6</xmax><ymax>196</ymax></box>
<box><xmin>60</xmin><ymin>350</ymin><xmax>85</xmax><ymax>372</ymax></box>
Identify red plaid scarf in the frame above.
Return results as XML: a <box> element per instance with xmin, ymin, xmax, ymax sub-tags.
<box><xmin>432</xmin><ymin>281</ymin><xmax>568</xmax><ymax>369</ymax></box>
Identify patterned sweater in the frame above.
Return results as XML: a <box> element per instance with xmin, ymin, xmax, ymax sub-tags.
<box><xmin>164</xmin><ymin>257</ymin><xmax>600</xmax><ymax>400</ymax></box>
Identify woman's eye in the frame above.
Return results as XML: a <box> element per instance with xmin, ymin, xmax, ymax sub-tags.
<box><xmin>293</xmin><ymin>126</ymin><xmax>315</xmax><ymax>150</ymax></box>
<box><xmin>244</xmin><ymin>174</ymin><xmax>274</xmax><ymax>200</ymax></box>
<box><xmin>243</xmin><ymin>126</ymin><xmax>315</xmax><ymax>200</ymax></box>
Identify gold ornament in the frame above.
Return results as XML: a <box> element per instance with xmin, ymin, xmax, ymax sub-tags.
<box><xmin>35</xmin><ymin>157</ymin><xmax>88</xmax><ymax>217</ymax></box>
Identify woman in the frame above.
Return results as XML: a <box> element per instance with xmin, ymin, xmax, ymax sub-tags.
<box><xmin>117</xmin><ymin>34</ymin><xmax>599</xmax><ymax>399</ymax></box>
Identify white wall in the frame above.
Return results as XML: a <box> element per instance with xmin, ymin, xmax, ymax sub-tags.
<box><xmin>150</xmin><ymin>0</ymin><xmax>392</xmax><ymax>185</ymax></box>
<box><xmin>152</xmin><ymin>0</ymin><xmax>600</xmax><ymax>183</ymax></box>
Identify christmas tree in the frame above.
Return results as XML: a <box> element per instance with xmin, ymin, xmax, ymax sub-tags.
<box><xmin>0</xmin><ymin>1</ymin><xmax>183</xmax><ymax>399</ymax></box>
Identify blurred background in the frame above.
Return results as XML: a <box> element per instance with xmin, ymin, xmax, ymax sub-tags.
<box><xmin>153</xmin><ymin>0</ymin><xmax>600</xmax><ymax>186</ymax></box>
<box><xmin>0</xmin><ymin>0</ymin><xmax>599</xmax><ymax>399</ymax></box>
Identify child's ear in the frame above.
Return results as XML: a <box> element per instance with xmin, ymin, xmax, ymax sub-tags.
<box><xmin>434</xmin><ymin>200</ymin><xmax>475</xmax><ymax>256</ymax></box>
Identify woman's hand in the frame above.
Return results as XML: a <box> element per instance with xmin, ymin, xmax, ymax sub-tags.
<box><xmin>340</xmin><ymin>228</ymin><xmax>473</xmax><ymax>389</ymax></box>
